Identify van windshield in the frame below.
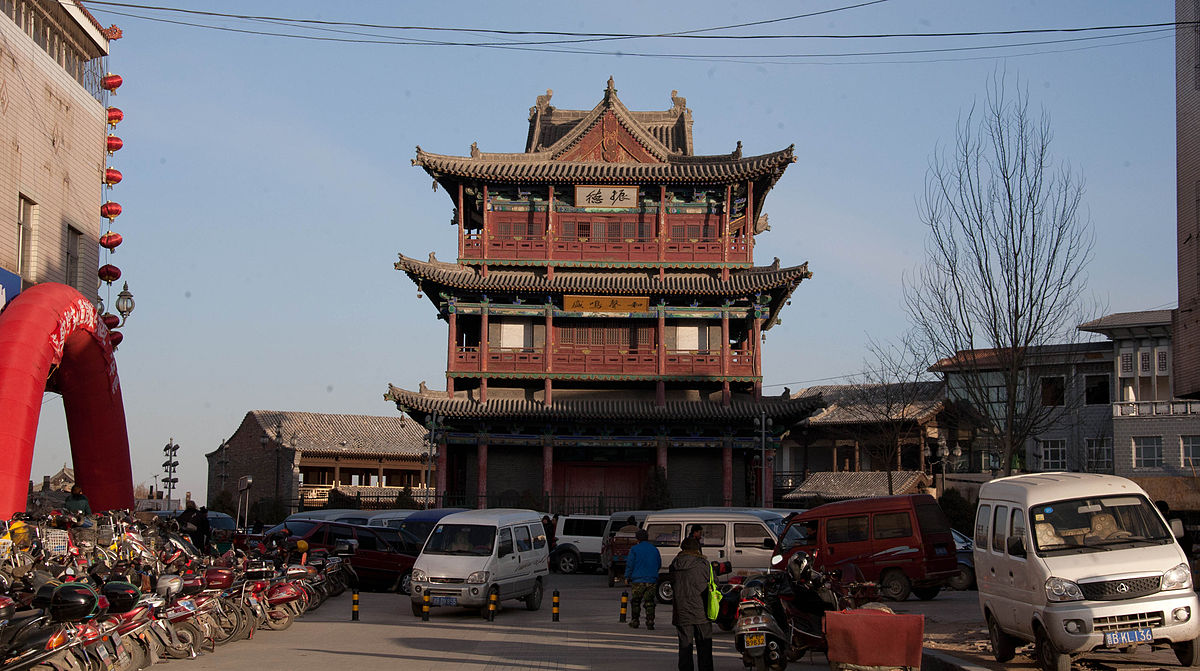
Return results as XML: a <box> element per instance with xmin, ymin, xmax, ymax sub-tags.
<box><xmin>424</xmin><ymin>524</ymin><xmax>496</xmax><ymax>557</ymax></box>
<box><xmin>1030</xmin><ymin>495</ymin><xmax>1172</xmax><ymax>555</ymax></box>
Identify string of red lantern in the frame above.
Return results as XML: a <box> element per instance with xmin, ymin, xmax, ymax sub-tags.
<box><xmin>100</xmin><ymin>74</ymin><xmax>126</xmax><ymax>350</ymax></box>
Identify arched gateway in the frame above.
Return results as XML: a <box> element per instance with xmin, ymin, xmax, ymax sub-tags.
<box><xmin>0</xmin><ymin>283</ymin><xmax>134</xmax><ymax>518</ymax></box>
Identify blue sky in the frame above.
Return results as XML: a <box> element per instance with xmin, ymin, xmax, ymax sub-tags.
<box><xmin>32</xmin><ymin>1</ymin><xmax>1178</xmax><ymax>501</ymax></box>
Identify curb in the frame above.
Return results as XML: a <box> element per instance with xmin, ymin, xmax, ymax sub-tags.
<box><xmin>923</xmin><ymin>648</ymin><xmax>994</xmax><ymax>671</ymax></box>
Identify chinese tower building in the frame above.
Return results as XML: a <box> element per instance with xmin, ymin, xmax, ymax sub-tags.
<box><xmin>386</xmin><ymin>79</ymin><xmax>818</xmax><ymax>510</ymax></box>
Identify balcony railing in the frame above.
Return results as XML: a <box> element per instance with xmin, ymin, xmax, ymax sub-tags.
<box><xmin>462</xmin><ymin>234</ymin><xmax>751</xmax><ymax>263</ymax></box>
<box><xmin>1113</xmin><ymin>400</ymin><xmax>1200</xmax><ymax>417</ymax></box>
<box><xmin>450</xmin><ymin>345</ymin><xmax>756</xmax><ymax>377</ymax></box>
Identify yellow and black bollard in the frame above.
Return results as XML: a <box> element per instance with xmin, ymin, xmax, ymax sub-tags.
<box><xmin>551</xmin><ymin>589</ymin><xmax>560</xmax><ymax>622</ymax></box>
<box><xmin>422</xmin><ymin>593</ymin><xmax>431</xmax><ymax>622</ymax></box>
<box><xmin>487</xmin><ymin>590</ymin><xmax>499</xmax><ymax>622</ymax></box>
<box><xmin>619</xmin><ymin>591</ymin><xmax>628</xmax><ymax>623</ymax></box>
<box><xmin>351</xmin><ymin>590</ymin><xmax>359</xmax><ymax>621</ymax></box>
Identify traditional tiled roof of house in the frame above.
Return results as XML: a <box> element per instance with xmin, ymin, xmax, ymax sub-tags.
<box><xmin>781</xmin><ymin>471</ymin><xmax>931</xmax><ymax>501</ymax></box>
<box><xmin>396</xmin><ymin>253</ymin><xmax>811</xmax><ymax>295</ymax></box>
<box><xmin>794</xmin><ymin>382</ymin><xmax>946</xmax><ymax>426</ymax></box>
<box><xmin>526</xmin><ymin>85</ymin><xmax>693</xmax><ymax>155</ymax></box>
<box><xmin>930</xmin><ymin>341</ymin><xmax>1112</xmax><ymax>372</ymax></box>
<box><xmin>1078</xmin><ymin>310</ymin><xmax>1174</xmax><ymax>337</ymax></box>
<box><xmin>246</xmin><ymin>410</ymin><xmax>426</xmax><ymax>458</ymax></box>
<box><xmin>330</xmin><ymin>484</ymin><xmax>428</xmax><ymax>498</ymax></box>
<box><xmin>384</xmin><ymin>385</ymin><xmax>822</xmax><ymax>422</ymax></box>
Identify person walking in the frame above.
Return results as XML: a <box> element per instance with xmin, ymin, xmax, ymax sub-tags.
<box><xmin>194</xmin><ymin>506</ymin><xmax>211</xmax><ymax>553</ymax></box>
<box><xmin>670</xmin><ymin>537</ymin><xmax>714</xmax><ymax>671</ymax></box>
<box><xmin>63</xmin><ymin>485</ymin><xmax>91</xmax><ymax>515</ymax></box>
<box><xmin>624</xmin><ymin>529</ymin><xmax>661</xmax><ymax>629</ymax></box>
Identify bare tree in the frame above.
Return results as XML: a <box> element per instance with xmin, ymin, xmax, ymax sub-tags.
<box><xmin>905</xmin><ymin>74</ymin><xmax>1094</xmax><ymax>476</ymax></box>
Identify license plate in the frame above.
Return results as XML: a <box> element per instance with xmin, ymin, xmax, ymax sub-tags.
<box><xmin>432</xmin><ymin>596</ymin><xmax>458</xmax><ymax>606</ymax></box>
<box><xmin>1105</xmin><ymin>628</ymin><xmax>1153</xmax><ymax>646</ymax></box>
<box><xmin>745</xmin><ymin>633</ymin><xmax>766</xmax><ymax>648</ymax></box>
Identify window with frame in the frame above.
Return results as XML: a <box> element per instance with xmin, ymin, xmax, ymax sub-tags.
<box><xmin>1121</xmin><ymin>352</ymin><xmax>1134</xmax><ymax>375</ymax></box>
<box><xmin>1133</xmin><ymin>436</ymin><xmax>1164</xmax><ymax>468</ymax></box>
<box><xmin>1086</xmin><ymin>438</ymin><xmax>1113</xmax><ymax>472</ymax></box>
<box><xmin>825</xmin><ymin>516</ymin><xmax>868</xmax><ymax>544</ymax></box>
<box><xmin>872</xmin><ymin>512</ymin><xmax>913</xmax><ymax>540</ymax></box>
<box><xmin>1141</xmin><ymin>351</ymin><xmax>1152</xmax><ymax>374</ymax></box>
<box><xmin>1040</xmin><ymin>377</ymin><xmax>1065</xmax><ymax>407</ymax></box>
<box><xmin>1158</xmin><ymin>351</ymin><xmax>1169</xmax><ymax>374</ymax></box>
<box><xmin>734</xmin><ymin>523</ymin><xmax>772</xmax><ymax>548</ymax></box>
<box><xmin>16</xmin><ymin>195</ymin><xmax>33</xmax><ymax>279</ymax></box>
<box><xmin>64</xmin><ymin>226</ymin><xmax>81</xmax><ymax>289</ymax></box>
<box><xmin>974</xmin><ymin>504</ymin><xmax>992</xmax><ymax>550</ymax></box>
<box><xmin>991</xmin><ymin>505</ymin><xmax>1009</xmax><ymax>552</ymax></box>
<box><xmin>645</xmin><ymin>523</ymin><xmax>680</xmax><ymax>547</ymax></box>
<box><xmin>1084</xmin><ymin>374</ymin><xmax>1110</xmax><ymax>405</ymax></box>
<box><xmin>1040</xmin><ymin>439</ymin><xmax>1067</xmax><ymax>471</ymax></box>
<box><xmin>1008</xmin><ymin>508</ymin><xmax>1026</xmax><ymax>557</ymax></box>
<box><xmin>513</xmin><ymin>525</ymin><xmax>533</xmax><ymax>552</ymax></box>
<box><xmin>1184</xmin><ymin>436</ymin><xmax>1200</xmax><ymax>467</ymax></box>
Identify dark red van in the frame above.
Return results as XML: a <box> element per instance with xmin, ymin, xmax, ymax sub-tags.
<box><xmin>771</xmin><ymin>494</ymin><xmax>957</xmax><ymax>601</ymax></box>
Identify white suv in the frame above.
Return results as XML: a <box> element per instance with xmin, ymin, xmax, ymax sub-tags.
<box><xmin>551</xmin><ymin>515</ymin><xmax>608</xmax><ymax>574</ymax></box>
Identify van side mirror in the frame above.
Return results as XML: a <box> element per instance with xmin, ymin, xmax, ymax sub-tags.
<box><xmin>498</xmin><ymin>539</ymin><xmax>513</xmax><ymax>557</ymax></box>
<box><xmin>1171</xmin><ymin>519</ymin><xmax>1185</xmax><ymax>539</ymax></box>
<box><xmin>1006</xmin><ymin>535</ymin><xmax>1026</xmax><ymax>558</ymax></box>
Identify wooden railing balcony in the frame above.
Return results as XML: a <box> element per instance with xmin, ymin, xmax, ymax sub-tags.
<box><xmin>449</xmin><ymin>345</ymin><xmax>757</xmax><ymax>377</ymax></box>
<box><xmin>461</xmin><ymin>234</ymin><xmax>752</xmax><ymax>264</ymax></box>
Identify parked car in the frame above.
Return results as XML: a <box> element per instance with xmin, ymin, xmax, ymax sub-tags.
<box><xmin>975</xmin><ymin>472</ymin><xmax>1200</xmax><ymax>669</ymax></box>
<box><xmin>771</xmin><ymin>494</ymin><xmax>958</xmax><ymax>601</ymax></box>
<box><xmin>550</xmin><ymin>515</ymin><xmax>607</xmax><ymax>574</ymax></box>
<box><xmin>366</xmin><ymin>509</ymin><xmax>418</xmax><ymax>529</ymax></box>
<box><xmin>262</xmin><ymin>520</ymin><xmax>418</xmax><ymax>592</ymax></box>
<box><xmin>409</xmin><ymin>509</ymin><xmax>549</xmax><ymax>618</ymax></box>
<box><xmin>948</xmin><ymin>528</ymin><xmax>976</xmax><ymax>590</ymax></box>
<box><xmin>287</xmin><ymin>509</ymin><xmax>371</xmax><ymax>525</ymax></box>
<box><xmin>642</xmin><ymin>509</ymin><xmax>781</xmax><ymax>602</ymax></box>
<box><xmin>399</xmin><ymin>508</ymin><xmax>469</xmax><ymax>543</ymax></box>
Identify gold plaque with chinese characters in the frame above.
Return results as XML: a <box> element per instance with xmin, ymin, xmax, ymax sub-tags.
<box><xmin>564</xmin><ymin>295</ymin><xmax>650</xmax><ymax>312</ymax></box>
<box><xmin>575</xmin><ymin>186</ymin><xmax>638</xmax><ymax>208</ymax></box>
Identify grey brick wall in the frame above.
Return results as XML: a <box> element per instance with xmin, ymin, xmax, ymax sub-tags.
<box><xmin>1113</xmin><ymin>414</ymin><xmax>1200</xmax><ymax>477</ymax></box>
<box><xmin>1175</xmin><ymin>0</ymin><xmax>1200</xmax><ymax>397</ymax></box>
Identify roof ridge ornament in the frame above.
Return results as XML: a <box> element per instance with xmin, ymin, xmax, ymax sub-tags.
<box><xmin>732</xmin><ymin>141</ymin><xmax>742</xmax><ymax>159</ymax></box>
<box><xmin>605</xmin><ymin>76</ymin><xmax>616</xmax><ymax>102</ymax></box>
<box><xmin>671</xmin><ymin>89</ymin><xmax>687</xmax><ymax>112</ymax></box>
<box><xmin>470</xmin><ymin>142</ymin><xmax>480</xmax><ymax>159</ymax></box>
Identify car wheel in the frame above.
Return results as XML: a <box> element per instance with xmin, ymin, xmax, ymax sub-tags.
<box><xmin>878</xmin><ymin>569</ymin><xmax>911</xmax><ymax>601</ymax></box>
<box><xmin>397</xmin><ymin>571</ymin><xmax>413</xmax><ymax>596</ymax></box>
<box><xmin>1173</xmin><ymin>637</ymin><xmax>1200</xmax><ymax>667</ymax></box>
<box><xmin>1036</xmin><ymin>624</ymin><xmax>1071</xmax><ymax>671</ymax></box>
<box><xmin>987</xmin><ymin>611</ymin><xmax>1017</xmax><ymax>663</ymax></box>
<box><xmin>656</xmin><ymin>579</ymin><xmax>673</xmax><ymax>604</ymax></box>
<box><xmin>557</xmin><ymin>551</ymin><xmax>579</xmax><ymax>574</ymax></box>
<box><xmin>912</xmin><ymin>585</ymin><xmax>941</xmax><ymax>601</ymax></box>
<box><xmin>525</xmin><ymin>580</ymin><xmax>543</xmax><ymax>611</ymax></box>
<box><xmin>947</xmin><ymin>563</ymin><xmax>976</xmax><ymax>591</ymax></box>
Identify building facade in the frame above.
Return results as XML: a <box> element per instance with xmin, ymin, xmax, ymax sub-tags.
<box><xmin>204</xmin><ymin>410</ymin><xmax>428</xmax><ymax>520</ymax></box>
<box><xmin>1175</xmin><ymin>0</ymin><xmax>1200</xmax><ymax>398</ymax></box>
<box><xmin>0</xmin><ymin>0</ymin><xmax>111</xmax><ymax>305</ymax></box>
<box><xmin>386</xmin><ymin>81</ymin><xmax>819</xmax><ymax>512</ymax></box>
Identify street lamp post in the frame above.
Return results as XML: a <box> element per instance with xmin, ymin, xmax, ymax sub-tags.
<box><xmin>927</xmin><ymin>439</ymin><xmax>963</xmax><ymax>494</ymax></box>
<box><xmin>753</xmin><ymin>411</ymin><xmax>774</xmax><ymax>508</ymax></box>
<box><xmin>162</xmin><ymin>439</ymin><xmax>180</xmax><ymax>509</ymax></box>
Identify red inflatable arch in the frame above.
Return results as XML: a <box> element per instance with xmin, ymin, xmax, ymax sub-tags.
<box><xmin>0</xmin><ymin>283</ymin><xmax>134</xmax><ymax>518</ymax></box>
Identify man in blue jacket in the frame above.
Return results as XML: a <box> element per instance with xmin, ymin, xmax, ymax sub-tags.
<box><xmin>625</xmin><ymin>528</ymin><xmax>661</xmax><ymax>629</ymax></box>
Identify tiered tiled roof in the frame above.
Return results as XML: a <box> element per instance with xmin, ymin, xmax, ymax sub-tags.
<box><xmin>246</xmin><ymin>410</ymin><xmax>426</xmax><ymax>458</ymax></box>
<box><xmin>396</xmin><ymin>254</ymin><xmax>811</xmax><ymax>295</ymax></box>
<box><xmin>526</xmin><ymin>85</ymin><xmax>692</xmax><ymax>155</ymax></box>
<box><xmin>384</xmin><ymin>385</ymin><xmax>822</xmax><ymax>422</ymax></box>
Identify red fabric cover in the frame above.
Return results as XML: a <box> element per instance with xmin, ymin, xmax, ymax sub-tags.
<box><xmin>824</xmin><ymin>609</ymin><xmax>924</xmax><ymax>668</ymax></box>
<box><xmin>0</xmin><ymin>283</ymin><xmax>133</xmax><ymax>517</ymax></box>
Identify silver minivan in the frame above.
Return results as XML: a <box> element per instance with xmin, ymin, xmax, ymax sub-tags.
<box><xmin>409</xmin><ymin>509</ymin><xmax>549</xmax><ymax>618</ymax></box>
<box><xmin>976</xmin><ymin>473</ymin><xmax>1200</xmax><ymax>670</ymax></box>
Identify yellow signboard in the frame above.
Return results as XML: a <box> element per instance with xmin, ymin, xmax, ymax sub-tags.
<box><xmin>564</xmin><ymin>295</ymin><xmax>650</xmax><ymax>312</ymax></box>
<box><xmin>575</xmin><ymin>186</ymin><xmax>638</xmax><ymax>208</ymax></box>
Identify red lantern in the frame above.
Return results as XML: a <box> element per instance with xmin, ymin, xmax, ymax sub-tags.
<box><xmin>106</xmin><ymin>107</ymin><xmax>123</xmax><ymax>126</ymax></box>
<box><xmin>101</xmin><ymin>313</ymin><xmax>120</xmax><ymax>330</ymax></box>
<box><xmin>100</xmin><ymin>202</ymin><xmax>121</xmax><ymax>220</ymax></box>
<box><xmin>103</xmin><ymin>168</ymin><xmax>123</xmax><ymax>186</ymax></box>
<box><xmin>106</xmin><ymin>136</ymin><xmax>123</xmax><ymax>153</ymax></box>
<box><xmin>99</xmin><ymin>231</ymin><xmax>123</xmax><ymax>252</ymax></box>
<box><xmin>98</xmin><ymin>264</ymin><xmax>121</xmax><ymax>284</ymax></box>
<box><xmin>107</xmin><ymin>331</ymin><xmax>123</xmax><ymax>348</ymax></box>
<box><xmin>101</xmin><ymin>74</ymin><xmax>122</xmax><ymax>92</ymax></box>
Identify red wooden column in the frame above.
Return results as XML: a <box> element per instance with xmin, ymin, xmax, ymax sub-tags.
<box><xmin>542</xmin><ymin>441</ymin><xmax>554</xmax><ymax>501</ymax></box>
<box><xmin>656</xmin><ymin>305</ymin><xmax>666</xmax><ymax>406</ymax></box>
<box><xmin>722</xmin><ymin>438</ymin><xmax>733</xmax><ymax>506</ymax></box>
<box><xmin>477</xmin><ymin>441</ymin><xmax>488</xmax><ymax>509</ymax></box>
<box><xmin>657</xmin><ymin>439</ymin><xmax>668</xmax><ymax>476</ymax></box>
<box><xmin>447</xmin><ymin>308</ymin><xmax>458</xmax><ymax>398</ymax></box>
<box><xmin>482</xmin><ymin>184</ymin><xmax>489</xmax><ymax>262</ymax></box>
<box><xmin>753</xmin><ymin>312</ymin><xmax>763</xmax><ymax>400</ymax></box>
<box><xmin>746</xmin><ymin>180</ymin><xmax>754</xmax><ymax>260</ymax></box>
<box><xmin>544</xmin><ymin>305</ymin><xmax>554</xmax><ymax>405</ymax></box>
<box><xmin>436</xmin><ymin>437</ymin><xmax>448</xmax><ymax>507</ymax></box>
<box><xmin>721</xmin><ymin>184</ymin><xmax>731</xmax><ymax>281</ymax></box>
<box><xmin>658</xmin><ymin>185</ymin><xmax>666</xmax><ymax>265</ymax></box>
<box><xmin>457</xmin><ymin>183</ymin><xmax>465</xmax><ymax>259</ymax></box>
<box><xmin>480</xmin><ymin>306</ymin><xmax>489</xmax><ymax>403</ymax></box>
<box><xmin>721</xmin><ymin>311</ymin><xmax>731</xmax><ymax>406</ymax></box>
<box><xmin>547</xmin><ymin>186</ymin><xmax>555</xmax><ymax>271</ymax></box>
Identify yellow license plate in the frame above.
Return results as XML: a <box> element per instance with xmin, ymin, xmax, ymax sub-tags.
<box><xmin>745</xmin><ymin>633</ymin><xmax>765</xmax><ymax>648</ymax></box>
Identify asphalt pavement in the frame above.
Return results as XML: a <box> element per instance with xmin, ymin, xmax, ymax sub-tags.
<box><xmin>179</xmin><ymin>572</ymin><xmax>833</xmax><ymax>670</ymax></box>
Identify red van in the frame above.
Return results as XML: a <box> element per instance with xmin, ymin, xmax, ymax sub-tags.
<box><xmin>771</xmin><ymin>494</ymin><xmax>957</xmax><ymax>601</ymax></box>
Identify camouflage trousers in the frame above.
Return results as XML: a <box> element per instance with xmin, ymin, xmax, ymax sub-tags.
<box><xmin>629</xmin><ymin>582</ymin><xmax>656</xmax><ymax>625</ymax></box>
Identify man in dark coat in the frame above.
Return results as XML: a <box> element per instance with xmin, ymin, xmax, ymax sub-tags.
<box><xmin>669</xmin><ymin>537</ymin><xmax>713</xmax><ymax>671</ymax></box>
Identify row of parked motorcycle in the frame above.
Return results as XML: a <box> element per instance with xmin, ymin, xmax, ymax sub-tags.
<box><xmin>0</xmin><ymin>509</ymin><xmax>356</xmax><ymax>671</ymax></box>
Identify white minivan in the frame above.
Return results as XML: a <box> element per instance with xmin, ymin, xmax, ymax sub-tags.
<box><xmin>642</xmin><ymin>509</ymin><xmax>780</xmax><ymax>602</ymax></box>
<box><xmin>409</xmin><ymin>509</ymin><xmax>549</xmax><ymax>618</ymax></box>
<box><xmin>975</xmin><ymin>473</ymin><xmax>1200</xmax><ymax>671</ymax></box>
